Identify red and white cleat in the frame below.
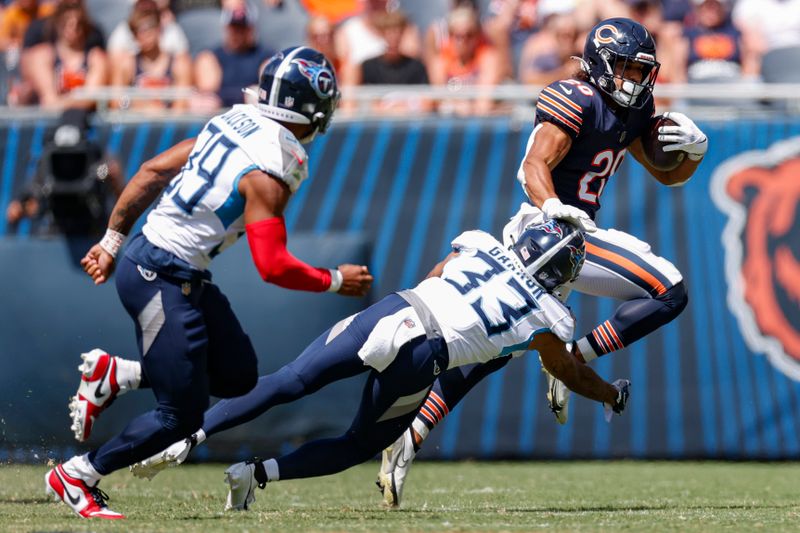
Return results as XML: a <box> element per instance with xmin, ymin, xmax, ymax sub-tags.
<box><xmin>69</xmin><ymin>349</ymin><xmax>121</xmax><ymax>442</ymax></box>
<box><xmin>45</xmin><ymin>464</ymin><xmax>125</xmax><ymax>519</ymax></box>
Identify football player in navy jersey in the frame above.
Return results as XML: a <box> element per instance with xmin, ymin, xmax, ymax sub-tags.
<box><xmin>377</xmin><ymin>17</ymin><xmax>709</xmax><ymax>507</ymax></box>
<box><xmin>44</xmin><ymin>47</ymin><xmax>372</xmax><ymax>520</ymax></box>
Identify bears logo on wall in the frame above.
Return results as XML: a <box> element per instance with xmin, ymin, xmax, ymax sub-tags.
<box><xmin>711</xmin><ymin>138</ymin><xmax>800</xmax><ymax>380</ymax></box>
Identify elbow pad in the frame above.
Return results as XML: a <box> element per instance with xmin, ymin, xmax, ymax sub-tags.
<box><xmin>245</xmin><ymin>217</ymin><xmax>332</xmax><ymax>292</ymax></box>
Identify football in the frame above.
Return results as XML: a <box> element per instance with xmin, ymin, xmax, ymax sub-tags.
<box><xmin>641</xmin><ymin>115</ymin><xmax>685</xmax><ymax>171</ymax></box>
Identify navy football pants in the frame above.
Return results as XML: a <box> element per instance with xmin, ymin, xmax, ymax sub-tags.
<box><xmin>202</xmin><ymin>294</ymin><xmax>449</xmax><ymax>480</ymax></box>
<box><xmin>88</xmin><ymin>256</ymin><xmax>258</xmax><ymax>475</ymax></box>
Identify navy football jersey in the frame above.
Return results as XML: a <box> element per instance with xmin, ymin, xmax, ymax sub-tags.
<box><xmin>532</xmin><ymin>78</ymin><xmax>654</xmax><ymax>219</ymax></box>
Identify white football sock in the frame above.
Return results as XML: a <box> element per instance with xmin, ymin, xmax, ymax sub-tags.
<box><xmin>412</xmin><ymin>417</ymin><xmax>429</xmax><ymax>441</ymax></box>
<box><xmin>576</xmin><ymin>337</ymin><xmax>598</xmax><ymax>363</ymax></box>
<box><xmin>263</xmin><ymin>459</ymin><xmax>279</xmax><ymax>482</ymax></box>
<box><xmin>62</xmin><ymin>454</ymin><xmax>103</xmax><ymax>486</ymax></box>
<box><xmin>115</xmin><ymin>358</ymin><xmax>141</xmax><ymax>393</ymax></box>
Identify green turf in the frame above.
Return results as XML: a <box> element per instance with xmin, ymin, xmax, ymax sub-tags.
<box><xmin>1</xmin><ymin>461</ymin><xmax>799</xmax><ymax>532</ymax></box>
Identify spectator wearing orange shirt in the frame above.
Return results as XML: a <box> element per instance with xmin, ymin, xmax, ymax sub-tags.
<box><xmin>681</xmin><ymin>0</ymin><xmax>747</xmax><ymax>82</ymax></box>
<box><xmin>0</xmin><ymin>0</ymin><xmax>53</xmax><ymax>51</ymax></box>
<box><xmin>299</xmin><ymin>0</ymin><xmax>359</xmax><ymax>24</ymax></box>
<box><xmin>428</xmin><ymin>5</ymin><xmax>503</xmax><ymax>115</ymax></box>
<box><xmin>110</xmin><ymin>2</ymin><xmax>192</xmax><ymax>111</ymax></box>
<box><xmin>0</xmin><ymin>0</ymin><xmax>54</xmax><ymax>104</ymax></box>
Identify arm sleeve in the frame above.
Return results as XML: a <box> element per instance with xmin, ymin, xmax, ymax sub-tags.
<box><xmin>245</xmin><ymin>217</ymin><xmax>332</xmax><ymax>292</ymax></box>
<box><xmin>535</xmin><ymin>80</ymin><xmax>592</xmax><ymax>140</ymax></box>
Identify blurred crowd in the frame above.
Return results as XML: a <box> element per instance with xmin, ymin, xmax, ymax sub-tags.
<box><xmin>0</xmin><ymin>0</ymin><xmax>798</xmax><ymax>115</ymax></box>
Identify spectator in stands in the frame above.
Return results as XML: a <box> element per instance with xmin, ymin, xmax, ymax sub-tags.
<box><xmin>352</xmin><ymin>10</ymin><xmax>430</xmax><ymax>115</ymax></box>
<box><xmin>626</xmin><ymin>0</ymin><xmax>684</xmax><ymax>84</ymax></box>
<box><xmin>21</xmin><ymin>0</ymin><xmax>103</xmax><ymax>51</ymax></box>
<box><xmin>0</xmin><ymin>0</ymin><xmax>53</xmax><ymax>51</ymax></box>
<box><xmin>358</xmin><ymin>11</ymin><xmax>428</xmax><ymax>86</ymax></box>
<box><xmin>193</xmin><ymin>4</ymin><xmax>272</xmax><ymax>110</ymax></box>
<box><xmin>335</xmin><ymin>0</ymin><xmax>421</xmax><ymax>87</ymax></box>
<box><xmin>518</xmin><ymin>2</ymin><xmax>580</xmax><ymax>86</ymax></box>
<box><xmin>421</xmin><ymin>0</ymin><xmax>476</xmax><ymax>67</ymax></box>
<box><xmin>0</xmin><ymin>0</ymin><xmax>54</xmax><ymax>104</ymax></box>
<box><xmin>573</xmin><ymin>0</ymin><xmax>630</xmax><ymax>33</ymax></box>
<box><xmin>732</xmin><ymin>0</ymin><xmax>800</xmax><ymax>79</ymax></box>
<box><xmin>109</xmin><ymin>2</ymin><xmax>192</xmax><ymax>111</ymax></box>
<box><xmin>306</xmin><ymin>15</ymin><xmax>339</xmax><ymax>73</ymax></box>
<box><xmin>483</xmin><ymin>0</ymin><xmax>539</xmax><ymax>79</ymax></box>
<box><xmin>680</xmin><ymin>0</ymin><xmax>747</xmax><ymax>82</ymax></box>
<box><xmin>427</xmin><ymin>5</ymin><xmax>503</xmax><ymax>115</ymax></box>
<box><xmin>23</xmin><ymin>1</ymin><xmax>107</xmax><ymax>109</ymax></box>
<box><xmin>107</xmin><ymin>0</ymin><xmax>188</xmax><ymax>57</ymax></box>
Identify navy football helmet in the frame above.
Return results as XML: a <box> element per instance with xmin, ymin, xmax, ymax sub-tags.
<box><xmin>579</xmin><ymin>18</ymin><xmax>660</xmax><ymax>109</ymax></box>
<box><xmin>511</xmin><ymin>220</ymin><xmax>586</xmax><ymax>292</ymax></box>
<box><xmin>253</xmin><ymin>46</ymin><xmax>340</xmax><ymax>143</ymax></box>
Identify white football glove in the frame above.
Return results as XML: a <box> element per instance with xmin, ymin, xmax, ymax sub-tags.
<box><xmin>658</xmin><ymin>111</ymin><xmax>708</xmax><ymax>161</ymax></box>
<box><xmin>541</xmin><ymin>198</ymin><xmax>597</xmax><ymax>233</ymax></box>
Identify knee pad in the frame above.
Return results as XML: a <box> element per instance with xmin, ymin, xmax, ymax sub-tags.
<box><xmin>658</xmin><ymin>281</ymin><xmax>688</xmax><ymax>320</ymax></box>
<box><xmin>156</xmin><ymin>407</ymin><xmax>204</xmax><ymax>436</ymax></box>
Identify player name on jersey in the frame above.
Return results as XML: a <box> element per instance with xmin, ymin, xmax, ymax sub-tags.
<box><xmin>219</xmin><ymin>109</ymin><xmax>260</xmax><ymax>139</ymax></box>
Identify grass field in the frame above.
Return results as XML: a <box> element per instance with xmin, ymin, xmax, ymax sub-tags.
<box><xmin>2</xmin><ymin>461</ymin><xmax>799</xmax><ymax>532</ymax></box>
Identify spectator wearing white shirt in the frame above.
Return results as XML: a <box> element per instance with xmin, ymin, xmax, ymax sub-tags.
<box><xmin>107</xmin><ymin>0</ymin><xmax>188</xmax><ymax>55</ymax></box>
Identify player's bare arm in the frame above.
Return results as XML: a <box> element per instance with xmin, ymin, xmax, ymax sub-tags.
<box><xmin>239</xmin><ymin>170</ymin><xmax>373</xmax><ymax>296</ymax></box>
<box><xmin>521</xmin><ymin>122</ymin><xmax>597</xmax><ymax>232</ymax></box>
<box><xmin>530</xmin><ymin>332</ymin><xmax>618</xmax><ymax>405</ymax></box>
<box><xmin>80</xmin><ymin>138</ymin><xmax>196</xmax><ymax>285</ymax></box>
<box><xmin>520</xmin><ymin>122</ymin><xmax>572</xmax><ymax>206</ymax></box>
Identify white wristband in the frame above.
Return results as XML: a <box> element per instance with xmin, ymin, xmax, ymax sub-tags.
<box><xmin>327</xmin><ymin>268</ymin><xmax>343</xmax><ymax>293</ymax></box>
<box><xmin>99</xmin><ymin>229</ymin><xmax>126</xmax><ymax>259</ymax></box>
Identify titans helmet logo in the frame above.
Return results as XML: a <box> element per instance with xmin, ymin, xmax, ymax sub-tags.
<box><xmin>567</xmin><ymin>244</ymin><xmax>586</xmax><ymax>272</ymax></box>
<box><xmin>293</xmin><ymin>58</ymin><xmax>335</xmax><ymax>99</ymax></box>
<box><xmin>540</xmin><ymin>219</ymin><xmax>565</xmax><ymax>239</ymax></box>
<box><xmin>711</xmin><ymin>137</ymin><xmax>800</xmax><ymax>380</ymax></box>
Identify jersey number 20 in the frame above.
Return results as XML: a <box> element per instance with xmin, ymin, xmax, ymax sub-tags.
<box><xmin>577</xmin><ymin>149</ymin><xmax>626</xmax><ymax>205</ymax></box>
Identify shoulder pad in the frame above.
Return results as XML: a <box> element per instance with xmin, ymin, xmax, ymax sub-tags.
<box><xmin>535</xmin><ymin>80</ymin><xmax>596</xmax><ymax>139</ymax></box>
<box><xmin>450</xmin><ymin>230</ymin><xmax>499</xmax><ymax>252</ymax></box>
<box><xmin>239</xmin><ymin>126</ymin><xmax>309</xmax><ymax>193</ymax></box>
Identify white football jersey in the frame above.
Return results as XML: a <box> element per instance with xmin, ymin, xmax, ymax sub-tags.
<box><xmin>143</xmin><ymin>104</ymin><xmax>309</xmax><ymax>270</ymax></box>
<box><xmin>411</xmin><ymin>230</ymin><xmax>574</xmax><ymax>368</ymax></box>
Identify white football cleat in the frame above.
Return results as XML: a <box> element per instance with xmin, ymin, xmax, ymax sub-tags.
<box><xmin>224</xmin><ymin>461</ymin><xmax>260</xmax><ymax>511</ymax></box>
<box><xmin>130</xmin><ymin>433</ymin><xmax>200</xmax><ymax>480</ymax></box>
<box><xmin>69</xmin><ymin>349</ymin><xmax>122</xmax><ymax>442</ymax></box>
<box><xmin>45</xmin><ymin>464</ymin><xmax>124</xmax><ymax>519</ymax></box>
<box><xmin>545</xmin><ymin>371</ymin><xmax>571</xmax><ymax>425</ymax></box>
<box><xmin>376</xmin><ymin>429</ymin><xmax>416</xmax><ymax>507</ymax></box>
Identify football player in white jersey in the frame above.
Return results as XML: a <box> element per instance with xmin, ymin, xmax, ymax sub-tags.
<box><xmin>120</xmin><ymin>221</ymin><xmax>630</xmax><ymax>509</ymax></box>
<box><xmin>45</xmin><ymin>47</ymin><xmax>372</xmax><ymax>520</ymax></box>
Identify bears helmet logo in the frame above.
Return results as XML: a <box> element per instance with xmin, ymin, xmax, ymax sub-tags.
<box><xmin>711</xmin><ymin>137</ymin><xmax>800</xmax><ymax>380</ymax></box>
